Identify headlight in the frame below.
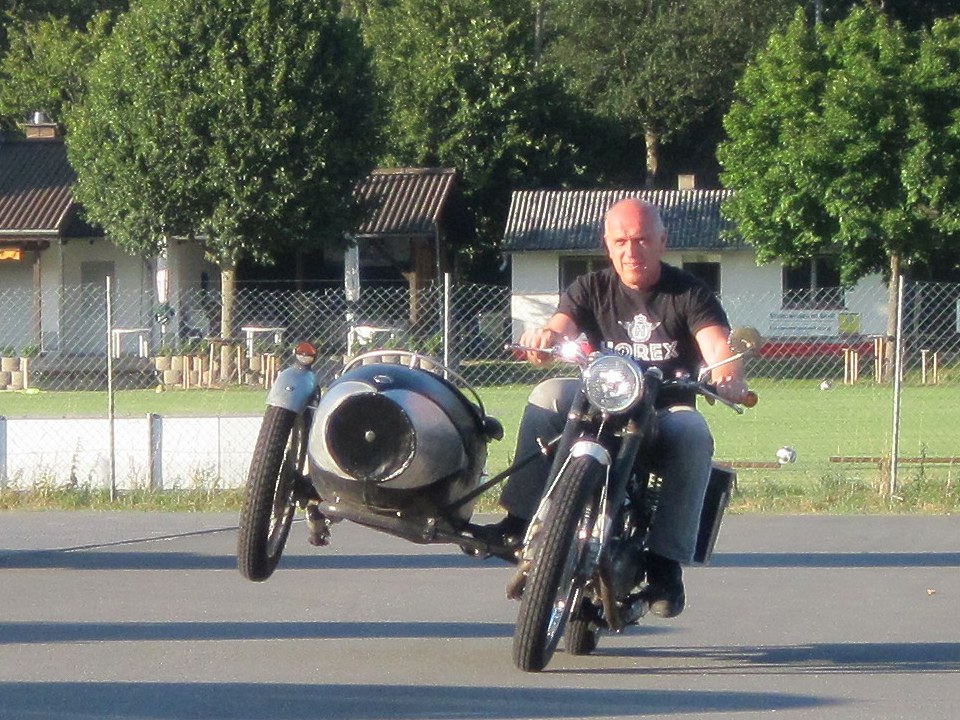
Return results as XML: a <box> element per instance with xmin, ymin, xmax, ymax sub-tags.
<box><xmin>582</xmin><ymin>355</ymin><xmax>644</xmax><ymax>413</ymax></box>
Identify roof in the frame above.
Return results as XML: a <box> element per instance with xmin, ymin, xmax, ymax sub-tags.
<box><xmin>0</xmin><ymin>137</ymin><xmax>84</xmax><ymax>238</ymax></box>
<box><xmin>502</xmin><ymin>188</ymin><xmax>742</xmax><ymax>252</ymax></box>
<box><xmin>353</xmin><ymin>167</ymin><xmax>464</xmax><ymax>238</ymax></box>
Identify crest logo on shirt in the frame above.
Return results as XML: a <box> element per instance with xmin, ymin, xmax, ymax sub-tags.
<box><xmin>620</xmin><ymin>313</ymin><xmax>661</xmax><ymax>343</ymax></box>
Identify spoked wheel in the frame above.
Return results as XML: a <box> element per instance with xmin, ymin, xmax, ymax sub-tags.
<box><xmin>512</xmin><ymin>455</ymin><xmax>604</xmax><ymax>672</ymax></box>
<box><xmin>237</xmin><ymin>406</ymin><xmax>306</xmax><ymax>581</ymax></box>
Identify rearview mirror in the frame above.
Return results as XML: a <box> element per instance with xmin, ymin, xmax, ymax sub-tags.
<box><xmin>728</xmin><ymin>327</ymin><xmax>763</xmax><ymax>356</ymax></box>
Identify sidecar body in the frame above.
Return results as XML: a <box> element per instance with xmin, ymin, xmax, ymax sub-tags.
<box><xmin>307</xmin><ymin>360</ymin><xmax>492</xmax><ymax>525</ymax></box>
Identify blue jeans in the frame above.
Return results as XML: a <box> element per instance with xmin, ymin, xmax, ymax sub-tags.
<box><xmin>498</xmin><ymin>377</ymin><xmax>714</xmax><ymax>563</ymax></box>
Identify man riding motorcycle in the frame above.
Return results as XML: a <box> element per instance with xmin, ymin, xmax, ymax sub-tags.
<box><xmin>480</xmin><ymin>197</ymin><xmax>749</xmax><ymax>618</ymax></box>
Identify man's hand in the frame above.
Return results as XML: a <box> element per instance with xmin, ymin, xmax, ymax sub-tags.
<box><xmin>715</xmin><ymin>376</ymin><xmax>751</xmax><ymax>405</ymax></box>
<box><xmin>518</xmin><ymin>327</ymin><xmax>560</xmax><ymax>365</ymax></box>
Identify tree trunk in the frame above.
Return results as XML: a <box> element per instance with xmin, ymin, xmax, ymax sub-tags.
<box><xmin>882</xmin><ymin>253</ymin><xmax>901</xmax><ymax>383</ymax></box>
<box><xmin>220</xmin><ymin>262</ymin><xmax>237</xmax><ymax>383</ymax></box>
<box><xmin>644</xmin><ymin>127</ymin><xmax>660</xmax><ymax>189</ymax></box>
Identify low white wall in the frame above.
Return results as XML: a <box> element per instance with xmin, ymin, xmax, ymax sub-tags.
<box><xmin>0</xmin><ymin>415</ymin><xmax>261</xmax><ymax>490</ymax></box>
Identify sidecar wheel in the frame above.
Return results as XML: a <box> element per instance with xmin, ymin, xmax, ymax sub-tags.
<box><xmin>513</xmin><ymin>455</ymin><xmax>603</xmax><ymax>672</ymax></box>
<box><xmin>237</xmin><ymin>406</ymin><xmax>304</xmax><ymax>581</ymax></box>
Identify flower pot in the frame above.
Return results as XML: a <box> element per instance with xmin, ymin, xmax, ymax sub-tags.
<box><xmin>1</xmin><ymin>357</ymin><xmax>19</xmax><ymax>372</ymax></box>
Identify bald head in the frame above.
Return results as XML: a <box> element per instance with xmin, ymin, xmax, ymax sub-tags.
<box><xmin>602</xmin><ymin>198</ymin><xmax>667</xmax><ymax>290</ymax></box>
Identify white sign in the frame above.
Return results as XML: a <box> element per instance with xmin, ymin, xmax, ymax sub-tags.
<box><xmin>344</xmin><ymin>243</ymin><xmax>360</xmax><ymax>302</ymax></box>
<box><xmin>768</xmin><ymin>310</ymin><xmax>839</xmax><ymax>337</ymax></box>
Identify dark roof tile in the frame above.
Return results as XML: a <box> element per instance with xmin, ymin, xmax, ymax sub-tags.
<box><xmin>0</xmin><ymin>138</ymin><xmax>76</xmax><ymax>236</ymax></box>
<box><xmin>354</xmin><ymin>167</ymin><xmax>459</xmax><ymax>237</ymax></box>
<box><xmin>502</xmin><ymin>188</ymin><xmax>741</xmax><ymax>252</ymax></box>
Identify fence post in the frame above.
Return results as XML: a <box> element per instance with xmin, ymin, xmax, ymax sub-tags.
<box><xmin>0</xmin><ymin>415</ymin><xmax>6</xmax><ymax>487</ymax></box>
<box><xmin>106</xmin><ymin>277</ymin><xmax>117</xmax><ymax>501</ymax></box>
<box><xmin>148</xmin><ymin>413</ymin><xmax>163</xmax><ymax>490</ymax></box>
<box><xmin>889</xmin><ymin>275</ymin><xmax>905</xmax><ymax>497</ymax></box>
<box><xmin>443</xmin><ymin>272</ymin><xmax>452</xmax><ymax>369</ymax></box>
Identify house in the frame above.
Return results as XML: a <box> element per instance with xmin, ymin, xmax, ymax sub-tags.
<box><xmin>0</xmin><ymin>118</ymin><xmax>217</xmax><ymax>361</ymax></box>
<box><xmin>501</xmin><ymin>183</ymin><xmax>888</xmax><ymax>344</ymax></box>
<box><xmin>0</xmin><ymin>128</ymin><xmax>468</xmax><ymax>367</ymax></box>
<box><xmin>351</xmin><ymin>167</ymin><xmax>469</xmax><ymax>286</ymax></box>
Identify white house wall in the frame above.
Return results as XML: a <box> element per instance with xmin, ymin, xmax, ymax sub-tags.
<box><xmin>165</xmin><ymin>239</ymin><xmax>220</xmax><ymax>340</ymax></box>
<box><xmin>0</xmin><ymin>251</ymin><xmax>36</xmax><ymax>351</ymax></box>
<box><xmin>510</xmin><ymin>249</ymin><xmax>888</xmax><ymax>341</ymax></box>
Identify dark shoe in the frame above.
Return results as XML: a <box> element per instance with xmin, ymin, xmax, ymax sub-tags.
<box><xmin>640</xmin><ymin>552</ymin><xmax>685</xmax><ymax>618</ymax></box>
<box><xmin>474</xmin><ymin>513</ymin><xmax>528</xmax><ymax>549</ymax></box>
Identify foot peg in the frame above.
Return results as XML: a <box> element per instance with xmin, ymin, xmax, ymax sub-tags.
<box><xmin>305</xmin><ymin>504</ymin><xmax>330</xmax><ymax>547</ymax></box>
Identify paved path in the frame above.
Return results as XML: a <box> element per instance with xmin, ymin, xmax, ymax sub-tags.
<box><xmin>1</xmin><ymin>512</ymin><xmax>958</xmax><ymax>719</ymax></box>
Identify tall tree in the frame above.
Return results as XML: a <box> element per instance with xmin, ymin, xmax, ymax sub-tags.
<box><xmin>66</xmin><ymin>0</ymin><xmax>382</xmax><ymax>341</ymax></box>
<box><xmin>719</xmin><ymin>8</ymin><xmax>960</xmax><ymax>375</ymax></box>
<box><xmin>0</xmin><ymin>13</ymin><xmax>112</xmax><ymax>126</ymax></box>
<box><xmin>543</xmin><ymin>0</ymin><xmax>793</xmax><ymax>187</ymax></box>
<box><xmin>361</xmin><ymin>0</ymin><xmax>580</xmax><ymax>274</ymax></box>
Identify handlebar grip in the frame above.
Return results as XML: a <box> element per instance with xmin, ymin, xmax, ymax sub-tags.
<box><xmin>742</xmin><ymin>390</ymin><xmax>758</xmax><ymax>408</ymax></box>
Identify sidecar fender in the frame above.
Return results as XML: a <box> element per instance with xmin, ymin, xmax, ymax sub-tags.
<box><xmin>266</xmin><ymin>365</ymin><xmax>317</xmax><ymax>413</ymax></box>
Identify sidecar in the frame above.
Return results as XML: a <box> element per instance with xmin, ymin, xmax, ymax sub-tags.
<box><xmin>307</xmin><ymin>353</ymin><xmax>503</xmax><ymax>536</ymax></box>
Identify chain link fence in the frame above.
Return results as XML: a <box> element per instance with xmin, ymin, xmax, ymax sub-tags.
<box><xmin>1</xmin><ymin>278</ymin><xmax>958</xmax><ymax>494</ymax></box>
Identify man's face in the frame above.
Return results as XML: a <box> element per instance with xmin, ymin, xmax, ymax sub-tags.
<box><xmin>603</xmin><ymin>202</ymin><xmax>667</xmax><ymax>290</ymax></box>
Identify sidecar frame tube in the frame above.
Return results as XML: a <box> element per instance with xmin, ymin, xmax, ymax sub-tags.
<box><xmin>266</xmin><ymin>365</ymin><xmax>318</xmax><ymax>414</ymax></box>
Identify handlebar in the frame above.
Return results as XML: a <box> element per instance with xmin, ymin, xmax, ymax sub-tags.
<box><xmin>506</xmin><ymin>341</ymin><xmax>758</xmax><ymax>413</ymax></box>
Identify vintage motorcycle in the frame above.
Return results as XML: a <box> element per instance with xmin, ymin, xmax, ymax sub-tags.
<box><xmin>236</xmin><ymin>330</ymin><xmax>759</xmax><ymax>672</ymax></box>
<box><xmin>504</xmin><ymin>328</ymin><xmax>759</xmax><ymax>671</ymax></box>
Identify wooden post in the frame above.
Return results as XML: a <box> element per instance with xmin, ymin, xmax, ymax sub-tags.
<box><xmin>874</xmin><ymin>337</ymin><xmax>885</xmax><ymax>383</ymax></box>
<box><xmin>843</xmin><ymin>348</ymin><xmax>859</xmax><ymax>385</ymax></box>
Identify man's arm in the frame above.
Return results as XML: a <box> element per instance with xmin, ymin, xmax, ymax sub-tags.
<box><xmin>519</xmin><ymin>312</ymin><xmax>579</xmax><ymax>365</ymax></box>
<box><xmin>695</xmin><ymin>324</ymin><xmax>749</xmax><ymax>403</ymax></box>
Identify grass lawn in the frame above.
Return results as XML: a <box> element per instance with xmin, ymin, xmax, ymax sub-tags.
<box><xmin>1</xmin><ymin>386</ymin><xmax>268</xmax><ymax>418</ymax></box>
<box><xmin>4</xmin><ymin>378</ymin><xmax>958</xmax><ymax>497</ymax></box>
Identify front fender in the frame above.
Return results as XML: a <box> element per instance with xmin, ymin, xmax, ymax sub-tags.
<box><xmin>266</xmin><ymin>365</ymin><xmax>317</xmax><ymax>413</ymax></box>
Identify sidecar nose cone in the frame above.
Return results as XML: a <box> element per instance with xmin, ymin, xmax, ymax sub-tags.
<box><xmin>326</xmin><ymin>393</ymin><xmax>415</xmax><ymax>482</ymax></box>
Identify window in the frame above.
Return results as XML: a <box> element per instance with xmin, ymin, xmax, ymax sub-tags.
<box><xmin>682</xmin><ymin>261</ymin><xmax>721</xmax><ymax>294</ymax></box>
<box><xmin>782</xmin><ymin>256</ymin><xmax>844</xmax><ymax>309</ymax></box>
<box><xmin>559</xmin><ymin>255</ymin><xmax>609</xmax><ymax>289</ymax></box>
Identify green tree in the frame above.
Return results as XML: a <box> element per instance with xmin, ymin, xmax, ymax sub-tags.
<box><xmin>66</xmin><ymin>0</ymin><xmax>382</xmax><ymax>339</ymax></box>
<box><xmin>0</xmin><ymin>0</ymin><xmax>126</xmax><ymax>63</ymax></box>
<box><xmin>903</xmin><ymin>17</ymin><xmax>960</xmax><ymax>241</ymax></box>
<box><xmin>543</xmin><ymin>0</ymin><xmax>793</xmax><ymax>186</ymax></box>
<box><xmin>361</xmin><ymin>0</ymin><xmax>579</xmax><ymax>273</ymax></box>
<box><xmin>0</xmin><ymin>13</ymin><xmax>112</xmax><ymax>127</ymax></box>
<box><xmin>719</xmin><ymin>7</ymin><xmax>960</xmax><ymax>375</ymax></box>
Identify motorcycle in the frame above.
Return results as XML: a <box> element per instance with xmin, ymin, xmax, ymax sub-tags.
<box><xmin>505</xmin><ymin>327</ymin><xmax>760</xmax><ymax>671</ymax></box>
<box><xmin>235</xmin><ymin>329</ymin><xmax>759</xmax><ymax>672</ymax></box>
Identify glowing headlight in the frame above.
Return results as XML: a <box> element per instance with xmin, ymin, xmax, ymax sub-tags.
<box><xmin>582</xmin><ymin>355</ymin><xmax>643</xmax><ymax>413</ymax></box>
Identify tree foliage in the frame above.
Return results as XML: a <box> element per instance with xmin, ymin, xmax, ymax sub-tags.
<box><xmin>361</xmin><ymin>0</ymin><xmax>580</xmax><ymax>260</ymax></box>
<box><xmin>66</xmin><ymin>0</ymin><xmax>382</xmax><ymax>269</ymax></box>
<box><xmin>0</xmin><ymin>13</ymin><xmax>111</xmax><ymax>126</ymax></box>
<box><xmin>719</xmin><ymin>7</ymin><xmax>960</xmax><ymax>286</ymax></box>
<box><xmin>543</xmin><ymin>0</ymin><xmax>794</xmax><ymax>185</ymax></box>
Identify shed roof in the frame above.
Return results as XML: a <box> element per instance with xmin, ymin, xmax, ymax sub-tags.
<box><xmin>0</xmin><ymin>137</ymin><xmax>80</xmax><ymax>238</ymax></box>
<box><xmin>502</xmin><ymin>188</ymin><xmax>742</xmax><ymax>252</ymax></box>
<box><xmin>353</xmin><ymin>167</ymin><xmax>465</xmax><ymax>238</ymax></box>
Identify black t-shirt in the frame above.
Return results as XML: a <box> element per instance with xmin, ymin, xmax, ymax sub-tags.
<box><xmin>557</xmin><ymin>264</ymin><xmax>729</xmax><ymax>405</ymax></box>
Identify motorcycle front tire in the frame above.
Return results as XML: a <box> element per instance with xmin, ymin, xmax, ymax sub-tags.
<box><xmin>237</xmin><ymin>405</ymin><xmax>304</xmax><ymax>581</ymax></box>
<box><xmin>512</xmin><ymin>455</ymin><xmax>604</xmax><ymax>672</ymax></box>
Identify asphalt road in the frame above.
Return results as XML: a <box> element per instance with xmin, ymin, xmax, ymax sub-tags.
<box><xmin>1</xmin><ymin>511</ymin><xmax>958</xmax><ymax>720</ymax></box>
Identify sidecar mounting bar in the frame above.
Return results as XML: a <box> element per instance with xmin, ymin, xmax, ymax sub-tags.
<box><xmin>443</xmin><ymin>434</ymin><xmax>562</xmax><ymax>514</ymax></box>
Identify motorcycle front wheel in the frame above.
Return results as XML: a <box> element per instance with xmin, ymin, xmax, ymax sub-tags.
<box><xmin>512</xmin><ymin>455</ymin><xmax>604</xmax><ymax>672</ymax></box>
<box><xmin>237</xmin><ymin>406</ymin><xmax>305</xmax><ymax>581</ymax></box>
